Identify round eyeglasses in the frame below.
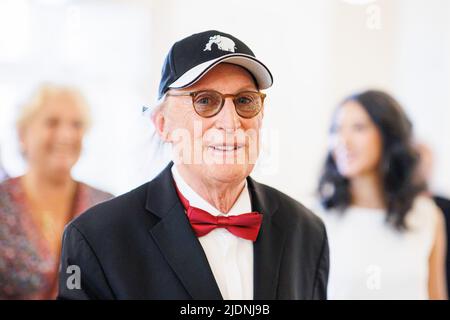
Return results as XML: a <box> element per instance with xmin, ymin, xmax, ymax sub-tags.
<box><xmin>166</xmin><ymin>90</ymin><xmax>266</xmax><ymax>119</ymax></box>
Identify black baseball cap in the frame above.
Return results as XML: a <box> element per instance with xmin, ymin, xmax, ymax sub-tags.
<box><xmin>157</xmin><ymin>30</ymin><xmax>273</xmax><ymax>100</ymax></box>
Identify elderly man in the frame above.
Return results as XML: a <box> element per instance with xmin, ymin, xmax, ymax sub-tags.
<box><xmin>58</xmin><ymin>30</ymin><xmax>329</xmax><ymax>300</ymax></box>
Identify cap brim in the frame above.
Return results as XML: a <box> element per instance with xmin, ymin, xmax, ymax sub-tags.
<box><xmin>168</xmin><ymin>53</ymin><xmax>273</xmax><ymax>91</ymax></box>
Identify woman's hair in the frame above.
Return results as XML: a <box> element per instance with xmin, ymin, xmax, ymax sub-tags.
<box><xmin>318</xmin><ymin>90</ymin><xmax>424</xmax><ymax>230</ymax></box>
<box><xmin>16</xmin><ymin>84</ymin><xmax>92</xmax><ymax>134</ymax></box>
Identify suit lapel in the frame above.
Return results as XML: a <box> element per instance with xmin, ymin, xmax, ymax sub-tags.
<box><xmin>144</xmin><ymin>163</ymin><xmax>285</xmax><ymax>300</ymax></box>
<box><xmin>248</xmin><ymin>177</ymin><xmax>286</xmax><ymax>300</ymax></box>
<box><xmin>145</xmin><ymin>162</ymin><xmax>222</xmax><ymax>300</ymax></box>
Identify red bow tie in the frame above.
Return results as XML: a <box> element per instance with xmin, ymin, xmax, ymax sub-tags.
<box><xmin>175</xmin><ymin>184</ymin><xmax>262</xmax><ymax>241</ymax></box>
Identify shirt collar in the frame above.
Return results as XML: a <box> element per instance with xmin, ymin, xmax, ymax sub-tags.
<box><xmin>171</xmin><ymin>165</ymin><xmax>251</xmax><ymax>217</ymax></box>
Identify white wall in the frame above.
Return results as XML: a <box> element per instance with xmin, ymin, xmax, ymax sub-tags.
<box><xmin>392</xmin><ymin>0</ymin><xmax>450</xmax><ymax>195</ymax></box>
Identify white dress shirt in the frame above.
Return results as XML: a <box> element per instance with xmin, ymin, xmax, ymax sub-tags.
<box><xmin>171</xmin><ymin>165</ymin><xmax>254</xmax><ymax>300</ymax></box>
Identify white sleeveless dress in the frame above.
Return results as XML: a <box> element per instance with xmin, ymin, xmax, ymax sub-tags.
<box><xmin>314</xmin><ymin>196</ymin><xmax>440</xmax><ymax>300</ymax></box>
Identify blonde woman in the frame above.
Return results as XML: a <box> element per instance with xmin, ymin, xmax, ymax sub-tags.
<box><xmin>0</xmin><ymin>85</ymin><xmax>112</xmax><ymax>299</ymax></box>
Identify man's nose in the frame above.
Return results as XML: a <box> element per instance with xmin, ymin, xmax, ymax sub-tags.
<box><xmin>215</xmin><ymin>98</ymin><xmax>241</xmax><ymax>131</ymax></box>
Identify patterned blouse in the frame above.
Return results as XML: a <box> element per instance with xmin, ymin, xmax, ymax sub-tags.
<box><xmin>0</xmin><ymin>177</ymin><xmax>113</xmax><ymax>300</ymax></box>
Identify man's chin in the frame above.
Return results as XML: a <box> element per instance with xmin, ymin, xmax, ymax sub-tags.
<box><xmin>204</xmin><ymin>163</ymin><xmax>253</xmax><ymax>183</ymax></box>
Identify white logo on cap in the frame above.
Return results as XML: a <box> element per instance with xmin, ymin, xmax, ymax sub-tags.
<box><xmin>203</xmin><ymin>35</ymin><xmax>236</xmax><ymax>53</ymax></box>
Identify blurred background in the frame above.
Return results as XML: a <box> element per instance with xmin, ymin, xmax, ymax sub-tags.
<box><xmin>0</xmin><ymin>0</ymin><xmax>449</xmax><ymax>201</ymax></box>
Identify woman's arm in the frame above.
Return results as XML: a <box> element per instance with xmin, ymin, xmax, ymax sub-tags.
<box><xmin>428</xmin><ymin>206</ymin><xmax>448</xmax><ymax>300</ymax></box>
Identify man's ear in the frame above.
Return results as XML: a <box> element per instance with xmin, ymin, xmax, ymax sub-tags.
<box><xmin>152</xmin><ymin>107</ymin><xmax>170</xmax><ymax>142</ymax></box>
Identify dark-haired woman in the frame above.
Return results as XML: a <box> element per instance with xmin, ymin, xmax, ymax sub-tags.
<box><xmin>316</xmin><ymin>90</ymin><xmax>447</xmax><ymax>299</ymax></box>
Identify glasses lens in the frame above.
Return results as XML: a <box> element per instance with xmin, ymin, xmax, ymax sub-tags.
<box><xmin>193</xmin><ymin>91</ymin><xmax>222</xmax><ymax>117</ymax></box>
<box><xmin>235</xmin><ymin>92</ymin><xmax>262</xmax><ymax>118</ymax></box>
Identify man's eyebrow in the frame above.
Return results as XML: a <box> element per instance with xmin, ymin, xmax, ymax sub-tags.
<box><xmin>190</xmin><ymin>86</ymin><xmax>259</xmax><ymax>93</ymax></box>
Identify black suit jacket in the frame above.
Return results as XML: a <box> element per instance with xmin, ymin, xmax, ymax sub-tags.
<box><xmin>57</xmin><ymin>163</ymin><xmax>329</xmax><ymax>300</ymax></box>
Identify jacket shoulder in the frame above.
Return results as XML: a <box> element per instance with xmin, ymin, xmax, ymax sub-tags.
<box><xmin>250</xmin><ymin>179</ymin><xmax>326</xmax><ymax>236</ymax></box>
<box><xmin>68</xmin><ymin>182</ymin><xmax>150</xmax><ymax>236</ymax></box>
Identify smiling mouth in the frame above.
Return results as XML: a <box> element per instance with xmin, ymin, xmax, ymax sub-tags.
<box><xmin>208</xmin><ymin>144</ymin><xmax>245</xmax><ymax>152</ymax></box>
